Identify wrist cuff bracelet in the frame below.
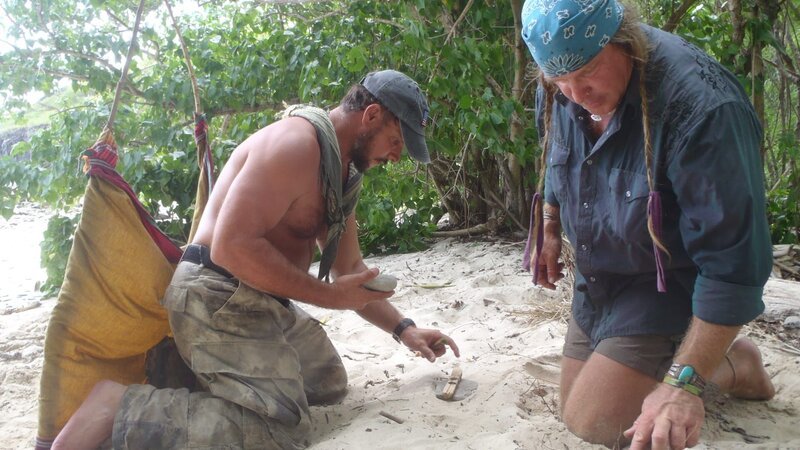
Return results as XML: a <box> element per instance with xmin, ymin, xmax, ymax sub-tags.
<box><xmin>543</xmin><ymin>211</ymin><xmax>559</xmax><ymax>222</ymax></box>
<box><xmin>663</xmin><ymin>363</ymin><xmax>706</xmax><ymax>397</ymax></box>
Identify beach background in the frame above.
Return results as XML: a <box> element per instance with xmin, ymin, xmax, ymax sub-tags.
<box><xmin>1</xmin><ymin>204</ymin><xmax>799</xmax><ymax>449</ymax></box>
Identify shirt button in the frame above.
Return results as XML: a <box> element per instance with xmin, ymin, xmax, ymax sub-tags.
<box><xmin>579</xmin><ymin>116</ymin><xmax>584</xmax><ymax>120</ymax></box>
<box><xmin>587</xmin><ymin>159</ymin><xmax>593</xmax><ymax>165</ymax></box>
<box><xmin>581</xmin><ymin>244</ymin><xmax>587</xmax><ymax>251</ymax></box>
<box><xmin>583</xmin><ymin>202</ymin><xmax>589</xmax><ymax>209</ymax></box>
<box><xmin>625</xmin><ymin>190</ymin><xmax>632</xmax><ymax>198</ymax></box>
<box><xmin>589</xmin><ymin>276</ymin><xmax>597</xmax><ymax>282</ymax></box>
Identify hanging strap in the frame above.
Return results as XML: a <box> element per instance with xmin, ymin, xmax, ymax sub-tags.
<box><xmin>522</xmin><ymin>192</ymin><xmax>543</xmax><ymax>285</ymax></box>
<box><xmin>283</xmin><ymin>105</ymin><xmax>363</xmax><ymax>281</ymax></box>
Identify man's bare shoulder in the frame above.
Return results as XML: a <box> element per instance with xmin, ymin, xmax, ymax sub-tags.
<box><xmin>238</xmin><ymin>116</ymin><xmax>321</xmax><ymax>164</ymax></box>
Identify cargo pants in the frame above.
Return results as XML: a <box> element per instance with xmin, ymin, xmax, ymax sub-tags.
<box><xmin>111</xmin><ymin>261</ymin><xmax>348</xmax><ymax>449</ymax></box>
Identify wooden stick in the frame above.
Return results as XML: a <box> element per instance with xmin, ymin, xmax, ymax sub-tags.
<box><xmin>773</xmin><ymin>244</ymin><xmax>795</xmax><ymax>258</ymax></box>
<box><xmin>431</xmin><ymin>223</ymin><xmax>490</xmax><ymax>238</ymax></box>
<box><xmin>379</xmin><ymin>410</ymin><xmax>404</xmax><ymax>424</ymax></box>
<box><xmin>774</xmin><ymin>260</ymin><xmax>800</xmax><ymax>276</ymax></box>
<box><xmin>436</xmin><ymin>366</ymin><xmax>463</xmax><ymax>401</ymax></box>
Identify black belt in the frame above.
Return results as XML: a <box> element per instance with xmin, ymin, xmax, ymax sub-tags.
<box><xmin>181</xmin><ymin>244</ymin><xmax>292</xmax><ymax>309</ymax></box>
<box><xmin>181</xmin><ymin>244</ymin><xmax>234</xmax><ymax>279</ymax></box>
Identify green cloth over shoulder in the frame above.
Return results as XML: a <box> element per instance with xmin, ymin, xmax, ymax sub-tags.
<box><xmin>283</xmin><ymin>105</ymin><xmax>363</xmax><ymax>281</ymax></box>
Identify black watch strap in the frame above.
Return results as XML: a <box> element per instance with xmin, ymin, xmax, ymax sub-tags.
<box><xmin>392</xmin><ymin>318</ymin><xmax>416</xmax><ymax>343</ymax></box>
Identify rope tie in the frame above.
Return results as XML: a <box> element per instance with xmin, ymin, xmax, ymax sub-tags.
<box><xmin>194</xmin><ymin>114</ymin><xmax>214</xmax><ymax>191</ymax></box>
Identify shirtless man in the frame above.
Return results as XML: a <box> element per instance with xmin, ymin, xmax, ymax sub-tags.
<box><xmin>52</xmin><ymin>70</ymin><xmax>459</xmax><ymax>450</ymax></box>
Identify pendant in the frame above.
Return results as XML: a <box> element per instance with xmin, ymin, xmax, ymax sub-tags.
<box><xmin>590</xmin><ymin>114</ymin><xmax>602</xmax><ymax>122</ymax></box>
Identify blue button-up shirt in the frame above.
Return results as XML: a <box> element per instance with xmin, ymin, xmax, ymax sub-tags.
<box><xmin>537</xmin><ymin>25</ymin><xmax>772</xmax><ymax>347</ymax></box>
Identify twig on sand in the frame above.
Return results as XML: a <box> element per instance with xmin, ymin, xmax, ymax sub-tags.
<box><xmin>779</xmin><ymin>341</ymin><xmax>800</xmax><ymax>356</ymax></box>
<box><xmin>379</xmin><ymin>410</ymin><xmax>404</xmax><ymax>424</ymax></box>
<box><xmin>414</xmin><ymin>282</ymin><xmax>454</xmax><ymax>289</ymax></box>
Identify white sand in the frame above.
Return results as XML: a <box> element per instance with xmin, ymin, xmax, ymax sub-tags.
<box><xmin>1</xmin><ymin>206</ymin><xmax>799</xmax><ymax>449</ymax></box>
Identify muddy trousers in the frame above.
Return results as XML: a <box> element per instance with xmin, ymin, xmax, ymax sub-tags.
<box><xmin>111</xmin><ymin>262</ymin><xmax>348</xmax><ymax>449</ymax></box>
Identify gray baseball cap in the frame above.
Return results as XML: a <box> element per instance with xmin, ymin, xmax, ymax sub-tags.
<box><xmin>361</xmin><ymin>70</ymin><xmax>431</xmax><ymax>164</ymax></box>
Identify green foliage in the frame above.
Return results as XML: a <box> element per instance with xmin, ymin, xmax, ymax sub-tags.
<box><xmin>767</xmin><ymin>188</ymin><xmax>799</xmax><ymax>245</ymax></box>
<box><xmin>1</xmin><ymin>0</ymin><xmax>539</xmax><ymax>291</ymax></box>
<box><xmin>39</xmin><ymin>212</ymin><xmax>80</xmax><ymax>295</ymax></box>
<box><xmin>766</xmin><ymin>130</ymin><xmax>800</xmax><ymax>245</ymax></box>
<box><xmin>356</xmin><ymin>161</ymin><xmax>442</xmax><ymax>255</ymax></box>
<box><xmin>2</xmin><ymin>0</ymin><xmax>798</xmax><ymax>290</ymax></box>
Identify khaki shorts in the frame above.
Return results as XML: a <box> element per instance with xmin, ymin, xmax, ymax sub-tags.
<box><xmin>562</xmin><ymin>317</ymin><xmax>684</xmax><ymax>380</ymax></box>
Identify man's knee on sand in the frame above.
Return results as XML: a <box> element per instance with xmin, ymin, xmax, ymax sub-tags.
<box><xmin>560</xmin><ymin>368</ymin><xmax>634</xmax><ymax>448</ymax></box>
<box><xmin>303</xmin><ymin>356</ymin><xmax>349</xmax><ymax>406</ymax></box>
<box><xmin>561</xmin><ymin>399</ymin><xmax>632</xmax><ymax>448</ymax></box>
<box><xmin>558</xmin><ymin>331</ymin><xmax>676</xmax><ymax>448</ymax></box>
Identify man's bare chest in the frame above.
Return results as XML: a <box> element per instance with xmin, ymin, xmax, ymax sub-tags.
<box><xmin>281</xmin><ymin>191</ymin><xmax>327</xmax><ymax>240</ymax></box>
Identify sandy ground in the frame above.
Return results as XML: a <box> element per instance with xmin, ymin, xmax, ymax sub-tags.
<box><xmin>1</xmin><ymin>204</ymin><xmax>799</xmax><ymax>450</ymax></box>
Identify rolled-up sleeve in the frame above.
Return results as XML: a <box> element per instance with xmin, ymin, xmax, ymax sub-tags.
<box><xmin>669</xmin><ymin>101</ymin><xmax>771</xmax><ymax>325</ymax></box>
<box><xmin>544</xmin><ymin>165</ymin><xmax>558</xmax><ymax>205</ymax></box>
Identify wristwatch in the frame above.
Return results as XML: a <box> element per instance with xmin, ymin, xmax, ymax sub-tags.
<box><xmin>392</xmin><ymin>318</ymin><xmax>416</xmax><ymax>343</ymax></box>
<box><xmin>663</xmin><ymin>363</ymin><xmax>706</xmax><ymax>396</ymax></box>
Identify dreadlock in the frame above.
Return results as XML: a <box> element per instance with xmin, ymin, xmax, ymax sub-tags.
<box><xmin>535</xmin><ymin>1</ymin><xmax>670</xmax><ymax>259</ymax></box>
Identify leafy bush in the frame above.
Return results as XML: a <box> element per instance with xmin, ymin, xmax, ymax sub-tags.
<box><xmin>765</xmin><ymin>129</ymin><xmax>800</xmax><ymax>245</ymax></box>
<box><xmin>39</xmin><ymin>212</ymin><xmax>80</xmax><ymax>295</ymax></box>
<box><xmin>767</xmin><ymin>188</ymin><xmax>799</xmax><ymax>245</ymax></box>
<box><xmin>357</xmin><ymin>161</ymin><xmax>442</xmax><ymax>256</ymax></box>
<box><xmin>4</xmin><ymin>0</ymin><xmax>798</xmax><ymax>292</ymax></box>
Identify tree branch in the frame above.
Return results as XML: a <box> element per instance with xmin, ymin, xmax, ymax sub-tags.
<box><xmin>35</xmin><ymin>0</ymin><xmax>58</xmax><ymax>41</ymax></box>
<box><xmin>765</xmin><ymin>54</ymin><xmax>800</xmax><ymax>83</ymax></box>
<box><xmin>445</xmin><ymin>0</ymin><xmax>475</xmax><ymax>45</ymax></box>
<box><xmin>207</xmin><ymin>102</ymin><xmax>289</xmax><ymax>117</ymax></box>
<box><xmin>0</xmin><ymin>4</ymin><xmax>22</xmax><ymax>34</ymax></box>
<box><xmin>663</xmin><ymin>0</ymin><xmax>699</xmax><ymax>32</ymax></box>
<box><xmin>727</xmin><ymin>0</ymin><xmax>749</xmax><ymax>69</ymax></box>
<box><xmin>50</xmin><ymin>49</ymin><xmax>119</xmax><ymax>73</ymax></box>
<box><xmin>41</xmin><ymin>69</ymin><xmax>90</xmax><ymax>83</ymax></box>
<box><xmin>371</xmin><ymin>17</ymin><xmax>406</xmax><ymax>30</ymax></box>
<box><xmin>487</xmin><ymin>189</ymin><xmax>526</xmax><ymax>230</ymax></box>
<box><xmin>104</xmin><ymin>7</ymin><xmax>131</xmax><ymax>31</ymax></box>
<box><xmin>431</xmin><ymin>221</ymin><xmax>490</xmax><ymax>238</ymax></box>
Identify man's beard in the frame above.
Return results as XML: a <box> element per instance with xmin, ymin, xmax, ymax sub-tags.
<box><xmin>351</xmin><ymin>128</ymin><xmax>378</xmax><ymax>172</ymax></box>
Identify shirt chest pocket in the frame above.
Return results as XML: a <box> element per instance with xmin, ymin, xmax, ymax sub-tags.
<box><xmin>547</xmin><ymin>142</ymin><xmax>572</xmax><ymax>205</ymax></box>
<box><xmin>604</xmin><ymin>168</ymin><xmax>651</xmax><ymax>242</ymax></box>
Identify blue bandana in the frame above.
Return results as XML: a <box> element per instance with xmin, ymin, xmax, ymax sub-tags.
<box><xmin>521</xmin><ymin>0</ymin><xmax>624</xmax><ymax>77</ymax></box>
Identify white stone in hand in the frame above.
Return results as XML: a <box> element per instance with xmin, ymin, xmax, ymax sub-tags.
<box><xmin>363</xmin><ymin>273</ymin><xmax>397</xmax><ymax>292</ymax></box>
